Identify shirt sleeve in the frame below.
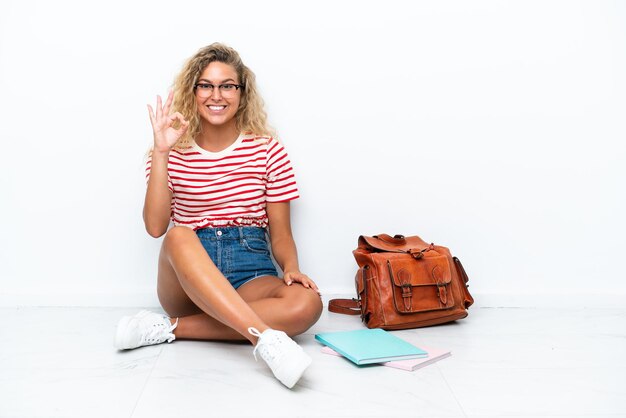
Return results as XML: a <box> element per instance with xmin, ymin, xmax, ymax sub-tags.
<box><xmin>265</xmin><ymin>137</ymin><xmax>299</xmax><ymax>202</ymax></box>
<box><xmin>145</xmin><ymin>154</ymin><xmax>173</xmax><ymax>192</ymax></box>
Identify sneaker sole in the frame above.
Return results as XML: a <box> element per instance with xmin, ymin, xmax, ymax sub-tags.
<box><xmin>114</xmin><ymin>316</ymin><xmax>133</xmax><ymax>350</ymax></box>
<box><xmin>275</xmin><ymin>352</ymin><xmax>313</xmax><ymax>389</ymax></box>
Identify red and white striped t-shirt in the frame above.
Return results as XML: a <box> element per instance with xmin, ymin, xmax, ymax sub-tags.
<box><xmin>145</xmin><ymin>133</ymin><xmax>299</xmax><ymax>230</ymax></box>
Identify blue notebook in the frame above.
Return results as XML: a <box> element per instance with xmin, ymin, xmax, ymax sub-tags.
<box><xmin>315</xmin><ymin>328</ymin><xmax>428</xmax><ymax>365</ymax></box>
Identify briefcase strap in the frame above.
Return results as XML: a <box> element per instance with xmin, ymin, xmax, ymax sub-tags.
<box><xmin>328</xmin><ymin>298</ymin><xmax>361</xmax><ymax>315</ymax></box>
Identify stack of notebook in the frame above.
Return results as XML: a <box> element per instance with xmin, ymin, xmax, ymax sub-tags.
<box><xmin>315</xmin><ymin>328</ymin><xmax>451</xmax><ymax>371</ymax></box>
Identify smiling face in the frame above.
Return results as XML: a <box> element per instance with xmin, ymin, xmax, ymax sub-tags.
<box><xmin>195</xmin><ymin>61</ymin><xmax>241</xmax><ymax>129</ymax></box>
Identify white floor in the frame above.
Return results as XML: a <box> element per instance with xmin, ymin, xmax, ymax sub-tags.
<box><xmin>2</xmin><ymin>303</ymin><xmax>626</xmax><ymax>418</ymax></box>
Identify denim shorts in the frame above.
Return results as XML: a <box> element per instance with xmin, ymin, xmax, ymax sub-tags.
<box><xmin>195</xmin><ymin>226</ymin><xmax>279</xmax><ymax>289</ymax></box>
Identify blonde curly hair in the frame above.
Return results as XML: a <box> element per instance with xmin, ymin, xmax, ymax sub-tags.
<box><xmin>170</xmin><ymin>43</ymin><xmax>273</xmax><ymax>149</ymax></box>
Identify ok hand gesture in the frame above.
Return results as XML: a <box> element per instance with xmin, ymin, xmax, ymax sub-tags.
<box><xmin>147</xmin><ymin>90</ymin><xmax>189</xmax><ymax>153</ymax></box>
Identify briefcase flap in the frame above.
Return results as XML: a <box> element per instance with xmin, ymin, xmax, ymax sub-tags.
<box><xmin>358</xmin><ymin>234</ymin><xmax>430</xmax><ymax>253</ymax></box>
<box><xmin>386</xmin><ymin>253</ymin><xmax>455</xmax><ymax>313</ymax></box>
<box><xmin>386</xmin><ymin>254</ymin><xmax>452</xmax><ymax>288</ymax></box>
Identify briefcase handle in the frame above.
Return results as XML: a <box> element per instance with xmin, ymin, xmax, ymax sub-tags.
<box><xmin>373</xmin><ymin>234</ymin><xmax>406</xmax><ymax>245</ymax></box>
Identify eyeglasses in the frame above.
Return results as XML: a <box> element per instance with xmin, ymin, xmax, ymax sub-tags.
<box><xmin>194</xmin><ymin>83</ymin><xmax>244</xmax><ymax>98</ymax></box>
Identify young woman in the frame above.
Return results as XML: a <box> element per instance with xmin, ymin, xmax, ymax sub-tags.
<box><xmin>114</xmin><ymin>43</ymin><xmax>323</xmax><ymax>389</ymax></box>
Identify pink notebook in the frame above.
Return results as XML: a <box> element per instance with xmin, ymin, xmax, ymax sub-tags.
<box><xmin>321</xmin><ymin>345</ymin><xmax>451</xmax><ymax>371</ymax></box>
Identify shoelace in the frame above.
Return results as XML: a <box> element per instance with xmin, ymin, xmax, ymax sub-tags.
<box><xmin>249</xmin><ymin>327</ymin><xmax>284</xmax><ymax>362</ymax></box>
<box><xmin>141</xmin><ymin>316</ymin><xmax>179</xmax><ymax>345</ymax></box>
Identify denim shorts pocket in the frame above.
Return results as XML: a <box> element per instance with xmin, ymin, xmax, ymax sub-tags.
<box><xmin>242</xmin><ymin>238</ymin><xmax>270</xmax><ymax>255</ymax></box>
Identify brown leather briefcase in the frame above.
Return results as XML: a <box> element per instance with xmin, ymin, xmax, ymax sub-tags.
<box><xmin>329</xmin><ymin>234</ymin><xmax>474</xmax><ymax>329</ymax></box>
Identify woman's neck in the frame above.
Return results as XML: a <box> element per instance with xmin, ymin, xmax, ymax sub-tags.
<box><xmin>195</xmin><ymin>121</ymin><xmax>240</xmax><ymax>153</ymax></box>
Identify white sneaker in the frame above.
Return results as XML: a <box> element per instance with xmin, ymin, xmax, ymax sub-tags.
<box><xmin>115</xmin><ymin>310</ymin><xmax>178</xmax><ymax>350</ymax></box>
<box><xmin>249</xmin><ymin>327</ymin><xmax>312</xmax><ymax>389</ymax></box>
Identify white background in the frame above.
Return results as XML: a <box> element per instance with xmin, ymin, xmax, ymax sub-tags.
<box><xmin>1</xmin><ymin>0</ymin><xmax>624</xmax><ymax>307</ymax></box>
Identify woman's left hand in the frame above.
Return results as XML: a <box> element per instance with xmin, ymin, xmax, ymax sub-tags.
<box><xmin>283</xmin><ymin>271</ymin><xmax>321</xmax><ymax>295</ymax></box>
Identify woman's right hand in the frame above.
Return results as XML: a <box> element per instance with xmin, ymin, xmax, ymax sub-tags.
<box><xmin>147</xmin><ymin>90</ymin><xmax>189</xmax><ymax>153</ymax></box>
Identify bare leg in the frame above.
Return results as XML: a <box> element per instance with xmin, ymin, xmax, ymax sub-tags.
<box><xmin>173</xmin><ymin>276</ymin><xmax>323</xmax><ymax>340</ymax></box>
<box><xmin>157</xmin><ymin>226</ymin><xmax>270</xmax><ymax>344</ymax></box>
<box><xmin>157</xmin><ymin>227</ymin><xmax>322</xmax><ymax>342</ymax></box>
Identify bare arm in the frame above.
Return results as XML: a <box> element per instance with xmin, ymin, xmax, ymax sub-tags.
<box><xmin>266</xmin><ymin>201</ymin><xmax>320</xmax><ymax>294</ymax></box>
<box><xmin>143</xmin><ymin>150</ymin><xmax>173</xmax><ymax>237</ymax></box>
<box><xmin>143</xmin><ymin>91</ymin><xmax>189</xmax><ymax>238</ymax></box>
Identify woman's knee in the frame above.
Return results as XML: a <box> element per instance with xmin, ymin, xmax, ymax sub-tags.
<box><xmin>282</xmin><ymin>289</ymin><xmax>323</xmax><ymax>335</ymax></box>
<box><xmin>162</xmin><ymin>226</ymin><xmax>200</xmax><ymax>257</ymax></box>
<box><xmin>163</xmin><ymin>226</ymin><xmax>195</xmax><ymax>246</ymax></box>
